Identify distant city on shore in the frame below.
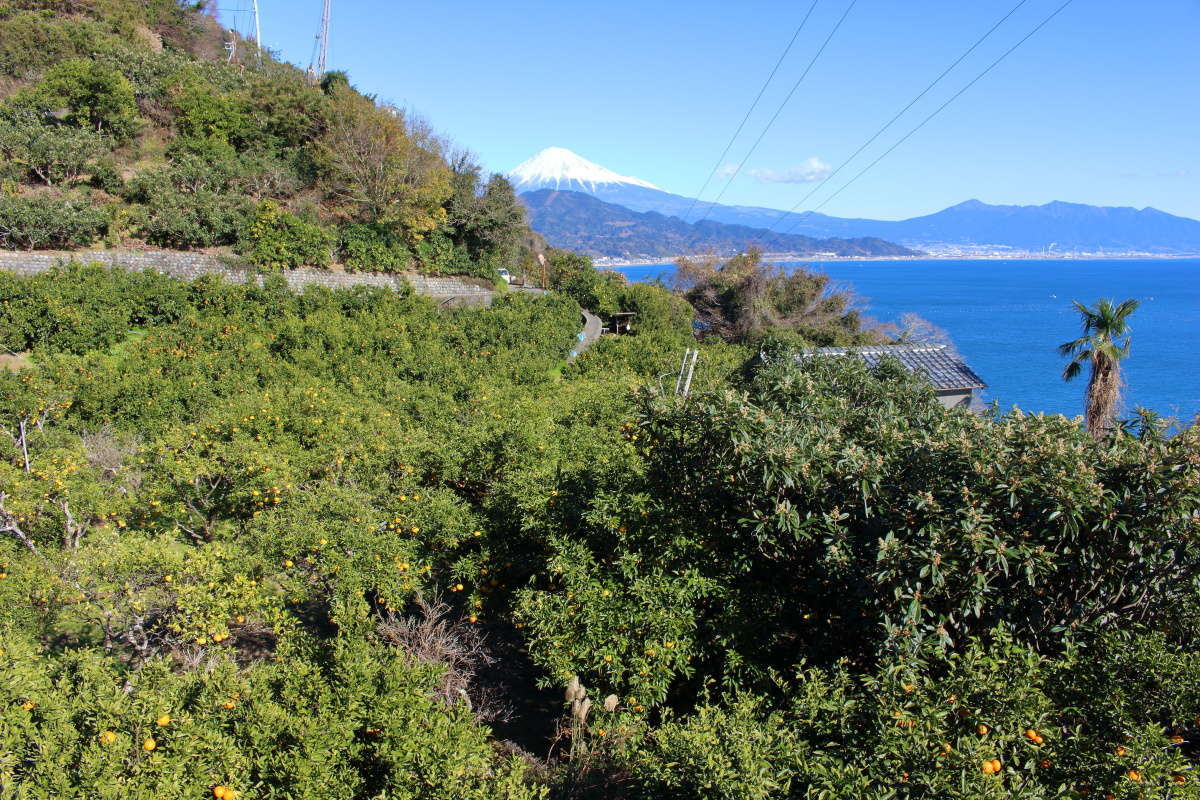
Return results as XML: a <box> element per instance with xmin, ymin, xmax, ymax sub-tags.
<box><xmin>510</xmin><ymin>148</ymin><xmax>1200</xmax><ymax>263</ymax></box>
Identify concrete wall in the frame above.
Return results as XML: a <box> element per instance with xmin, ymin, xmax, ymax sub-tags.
<box><xmin>0</xmin><ymin>251</ymin><xmax>494</xmax><ymax>298</ymax></box>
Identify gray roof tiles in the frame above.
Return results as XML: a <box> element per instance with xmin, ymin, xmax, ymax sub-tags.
<box><xmin>798</xmin><ymin>344</ymin><xmax>986</xmax><ymax>391</ymax></box>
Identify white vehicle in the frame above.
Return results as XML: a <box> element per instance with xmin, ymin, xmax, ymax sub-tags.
<box><xmin>497</xmin><ymin>268</ymin><xmax>513</xmax><ymax>284</ymax></box>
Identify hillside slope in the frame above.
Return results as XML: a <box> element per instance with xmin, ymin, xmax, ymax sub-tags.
<box><xmin>0</xmin><ymin>1</ymin><xmax>531</xmax><ymax>278</ymax></box>
<box><xmin>519</xmin><ymin>189</ymin><xmax>920</xmax><ymax>259</ymax></box>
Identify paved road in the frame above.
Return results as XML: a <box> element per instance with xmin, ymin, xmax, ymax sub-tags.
<box><xmin>429</xmin><ymin>285</ymin><xmax>601</xmax><ymax>362</ymax></box>
<box><xmin>570</xmin><ymin>309</ymin><xmax>603</xmax><ymax>362</ymax></box>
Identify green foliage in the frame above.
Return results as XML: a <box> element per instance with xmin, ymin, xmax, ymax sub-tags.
<box><xmin>0</xmin><ymin>194</ymin><xmax>107</xmax><ymax>250</ymax></box>
<box><xmin>445</xmin><ymin>159</ymin><xmax>526</xmax><ymax>271</ymax></box>
<box><xmin>413</xmin><ymin>230</ymin><xmax>472</xmax><ymax>277</ymax></box>
<box><xmin>1</xmin><ymin>5</ymin><xmax>1198</xmax><ymax>797</ymax></box>
<box><xmin>0</xmin><ymin>12</ymin><xmax>111</xmax><ymax>79</ymax></box>
<box><xmin>338</xmin><ymin>222</ymin><xmax>410</xmax><ymax>272</ymax></box>
<box><xmin>2</xmin><ymin>265</ymin><xmax>1199</xmax><ymax>799</ymax></box>
<box><xmin>618</xmin><ymin>282</ymin><xmax>694</xmax><ymax>339</ymax></box>
<box><xmin>18</xmin><ymin>58</ymin><xmax>141</xmax><ymax>142</ymax></box>
<box><xmin>0</xmin><ymin>114</ymin><xmax>111</xmax><ymax>187</ymax></box>
<box><xmin>239</xmin><ymin>200</ymin><xmax>333</xmax><ymax>269</ymax></box>
<box><xmin>315</xmin><ymin>86</ymin><xmax>451</xmax><ymax>237</ymax></box>
<box><xmin>135</xmin><ymin>189</ymin><xmax>249</xmax><ymax>249</ymax></box>
<box><xmin>168</xmin><ymin>75</ymin><xmax>252</xmax><ymax>148</ymax></box>
<box><xmin>0</xmin><ymin>635</ymin><xmax>546</xmax><ymax>799</ymax></box>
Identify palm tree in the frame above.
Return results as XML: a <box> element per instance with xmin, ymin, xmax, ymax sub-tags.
<box><xmin>1058</xmin><ymin>298</ymin><xmax>1139</xmax><ymax>437</ymax></box>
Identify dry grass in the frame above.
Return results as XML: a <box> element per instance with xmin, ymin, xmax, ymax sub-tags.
<box><xmin>0</xmin><ymin>351</ymin><xmax>33</xmax><ymax>372</ymax></box>
<box><xmin>377</xmin><ymin>596</ymin><xmax>511</xmax><ymax>723</ymax></box>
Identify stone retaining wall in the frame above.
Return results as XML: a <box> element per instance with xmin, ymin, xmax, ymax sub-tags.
<box><xmin>0</xmin><ymin>251</ymin><xmax>493</xmax><ymax>297</ymax></box>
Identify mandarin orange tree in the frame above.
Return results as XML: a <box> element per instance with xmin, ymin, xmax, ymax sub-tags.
<box><xmin>3</xmin><ymin>260</ymin><xmax>1199</xmax><ymax>799</ymax></box>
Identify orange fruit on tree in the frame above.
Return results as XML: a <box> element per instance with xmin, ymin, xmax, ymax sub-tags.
<box><xmin>981</xmin><ymin>761</ymin><xmax>995</xmax><ymax>775</ymax></box>
<box><xmin>1127</xmin><ymin>769</ymin><xmax>1142</xmax><ymax>782</ymax></box>
<box><xmin>1114</xmin><ymin>745</ymin><xmax>1127</xmax><ymax>757</ymax></box>
<box><xmin>156</xmin><ymin>714</ymin><xmax>171</xmax><ymax>727</ymax></box>
<box><xmin>977</xmin><ymin>723</ymin><xmax>989</xmax><ymax>735</ymax></box>
<box><xmin>990</xmin><ymin>758</ymin><xmax>1001</xmax><ymax>772</ymax></box>
<box><xmin>98</xmin><ymin>730</ymin><xmax>117</xmax><ymax>745</ymax></box>
<box><xmin>142</xmin><ymin>737</ymin><xmax>156</xmax><ymax>751</ymax></box>
<box><xmin>1025</xmin><ymin>728</ymin><xmax>1038</xmax><ymax>740</ymax></box>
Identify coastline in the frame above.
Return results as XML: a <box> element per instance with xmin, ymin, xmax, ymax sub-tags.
<box><xmin>596</xmin><ymin>252</ymin><xmax>1200</xmax><ymax>268</ymax></box>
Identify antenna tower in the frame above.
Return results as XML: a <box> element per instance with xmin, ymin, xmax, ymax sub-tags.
<box><xmin>317</xmin><ymin>0</ymin><xmax>331</xmax><ymax>76</ymax></box>
<box><xmin>251</xmin><ymin>0</ymin><xmax>262</xmax><ymax>65</ymax></box>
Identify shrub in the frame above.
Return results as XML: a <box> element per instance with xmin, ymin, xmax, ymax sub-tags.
<box><xmin>0</xmin><ymin>635</ymin><xmax>547</xmax><ymax>799</ymax></box>
<box><xmin>136</xmin><ymin>189</ymin><xmax>249</xmax><ymax>249</ymax></box>
<box><xmin>0</xmin><ymin>12</ymin><xmax>109</xmax><ymax>79</ymax></box>
<box><xmin>19</xmin><ymin>58</ymin><xmax>141</xmax><ymax>141</ymax></box>
<box><xmin>413</xmin><ymin>229</ymin><xmax>470</xmax><ymax>276</ymax></box>
<box><xmin>169</xmin><ymin>77</ymin><xmax>252</xmax><ymax>148</ymax></box>
<box><xmin>0</xmin><ymin>261</ymin><xmax>134</xmax><ymax>351</ymax></box>
<box><xmin>619</xmin><ymin>282</ymin><xmax>694</xmax><ymax>338</ymax></box>
<box><xmin>239</xmin><ymin>199</ymin><xmax>333</xmax><ymax>269</ymax></box>
<box><xmin>88</xmin><ymin>156</ymin><xmax>124</xmax><ymax>194</ymax></box>
<box><xmin>338</xmin><ymin>222</ymin><xmax>410</xmax><ymax>272</ymax></box>
<box><xmin>0</xmin><ymin>114</ymin><xmax>110</xmax><ymax>187</ymax></box>
<box><xmin>0</xmin><ymin>194</ymin><xmax>106</xmax><ymax>249</ymax></box>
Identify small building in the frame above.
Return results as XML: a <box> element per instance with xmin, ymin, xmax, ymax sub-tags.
<box><xmin>798</xmin><ymin>344</ymin><xmax>987</xmax><ymax>409</ymax></box>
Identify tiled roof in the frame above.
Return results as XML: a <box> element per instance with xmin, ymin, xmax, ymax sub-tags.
<box><xmin>798</xmin><ymin>344</ymin><xmax>986</xmax><ymax>391</ymax></box>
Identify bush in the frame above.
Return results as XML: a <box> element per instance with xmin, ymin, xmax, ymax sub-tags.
<box><xmin>0</xmin><ymin>261</ymin><xmax>134</xmax><ymax>352</ymax></box>
<box><xmin>0</xmin><ymin>194</ymin><xmax>106</xmax><ymax>249</ymax></box>
<box><xmin>413</xmin><ymin>229</ymin><xmax>471</xmax><ymax>276</ymax></box>
<box><xmin>169</xmin><ymin>77</ymin><xmax>252</xmax><ymax>148</ymax></box>
<box><xmin>619</xmin><ymin>282</ymin><xmax>694</xmax><ymax>338</ymax></box>
<box><xmin>338</xmin><ymin>222</ymin><xmax>410</xmax><ymax>272</ymax></box>
<box><xmin>239</xmin><ymin>200</ymin><xmax>333</xmax><ymax>269</ymax></box>
<box><xmin>135</xmin><ymin>189</ymin><xmax>249</xmax><ymax>249</ymax></box>
<box><xmin>0</xmin><ymin>114</ymin><xmax>110</xmax><ymax>187</ymax></box>
<box><xmin>18</xmin><ymin>58</ymin><xmax>141</xmax><ymax>142</ymax></box>
<box><xmin>0</xmin><ymin>635</ymin><xmax>547</xmax><ymax>799</ymax></box>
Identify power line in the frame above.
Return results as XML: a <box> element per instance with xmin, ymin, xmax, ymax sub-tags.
<box><xmin>680</xmin><ymin>0</ymin><xmax>821</xmax><ymax>223</ymax></box>
<box><xmin>692</xmin><ymin>0</ymin><xmax>858</xmax><ymax>227</ymax></box>
<box><xmin>775</xmin><ymin>0</ymin><xmax>1076</xmax><ymax>239</ymax></box>
<box><xmin>759</xmin><ymin>0</ymin><xmax>1032</xmax><ymax>239</ymax></box>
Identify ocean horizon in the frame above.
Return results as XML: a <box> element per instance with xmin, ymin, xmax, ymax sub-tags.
<box><xmin>613</xmin><ymin>257</ymin><xmax>1200</xmax><ymax>423</ymax></box>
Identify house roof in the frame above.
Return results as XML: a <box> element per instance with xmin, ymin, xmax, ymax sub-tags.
<box><xmin>798</xmin><ymin>344</ymin><xmax>987</xmax><ymax>391</ymax></box>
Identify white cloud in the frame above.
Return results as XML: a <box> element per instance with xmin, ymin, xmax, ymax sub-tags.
<box><xmin>749</xmin><ymin>157</ymin><xmax>832</xmax><ymax>184</ymax></box>
<box><xmin>716</xmin><ymin>163</ymin><xmax>739</xmax><ymax>178</ymax></box>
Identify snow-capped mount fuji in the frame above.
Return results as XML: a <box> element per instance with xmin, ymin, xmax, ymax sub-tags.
<box><xmin>509</xmin><ymin>148</ymin><xmax>1200</xmax><ymax>255</ymax></box>
<box><xmin>508</xmin><ymin>147</ymin><xmax>663</xmax><ymax>193</ymax></box>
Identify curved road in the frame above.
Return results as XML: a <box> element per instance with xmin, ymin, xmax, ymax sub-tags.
<box><xmin>429</xmin><ymin>285</ymin><xmax>602</xmax><ymax>362</ymax></box>
<box><xmin>569</xmin><ymin>309</ymin><xmax>603</xmax><ymax>362</ymax></box>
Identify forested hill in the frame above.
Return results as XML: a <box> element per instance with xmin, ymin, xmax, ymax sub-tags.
<box><xmin>519</xmin><ymin>189</ymin><xmax>921</xmax><ymax>260</ymax></box>
<box><xmin>0</xmin><ymin>0</ymin><xmax>531</xmax><ymax>280</ymax></box>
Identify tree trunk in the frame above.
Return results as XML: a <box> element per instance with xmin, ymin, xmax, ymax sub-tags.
<box><xmin>1085</xmin><ymin>354</ymin><xmax>1121</xmax><ymax>438</ymax></box>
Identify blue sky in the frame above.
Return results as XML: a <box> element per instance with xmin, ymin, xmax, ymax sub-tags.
<box><xmin>218</xmin><ymin>0</ymin><xmax>1199</xmax><ymax>221</ymax></box>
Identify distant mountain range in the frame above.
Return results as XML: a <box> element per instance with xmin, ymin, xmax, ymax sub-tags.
<box><xmin>509</xmin><ymin>148</ymin><xmax>1200</xmax><ymax>256</ymax></box>
<box><xmin>519</xmin><ymin>189</ymin><xmax>920</xmax><ymax>260</ymax></box>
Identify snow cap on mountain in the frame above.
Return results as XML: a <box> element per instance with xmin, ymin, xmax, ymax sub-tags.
<box><xmin>508</xmin><ymin>147</ymin><xmax>662</xmax><ymax>192</ymax></box>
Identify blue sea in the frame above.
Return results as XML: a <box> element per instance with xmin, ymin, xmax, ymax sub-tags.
<box><xmin>613</xmin><ymin>258</ymin><xmax>1200</xmax><ymax>422</ymax></box>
